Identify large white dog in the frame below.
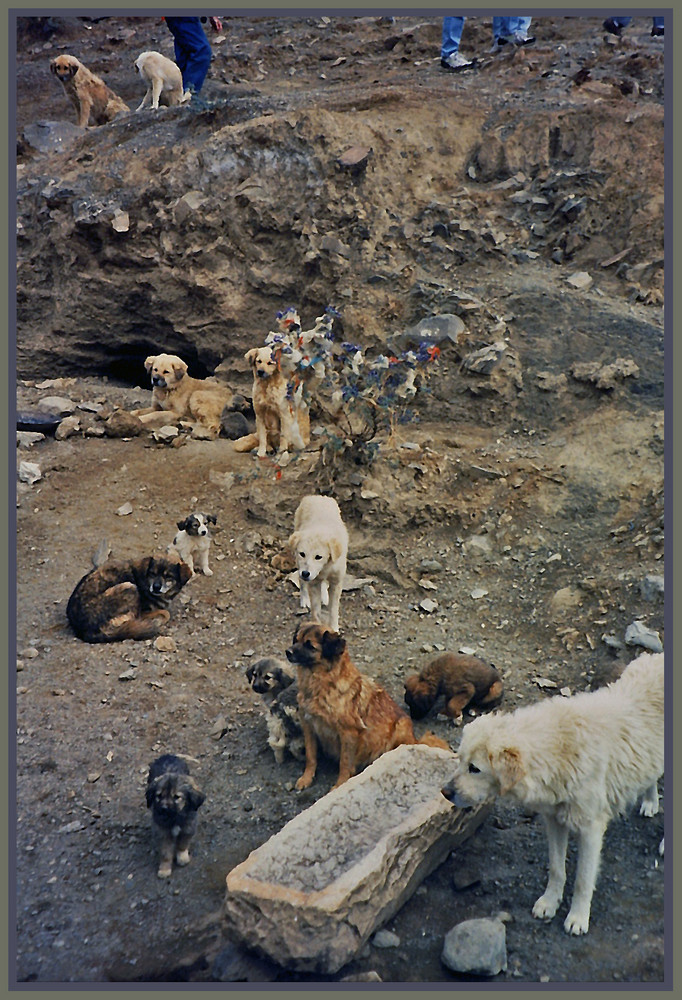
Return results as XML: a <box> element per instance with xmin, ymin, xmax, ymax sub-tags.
<box><xmin>289</xmin><ymin>495</ymin><xmax>348</xmax><ymax>632</ymax></box>
<box><xmin>443</xmin><ymin>651</ymin><xmax>664</xmax><ymax>936</ymax></box>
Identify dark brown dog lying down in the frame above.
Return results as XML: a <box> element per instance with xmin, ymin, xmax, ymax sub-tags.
<box><xmin>67</xmin><ymin>553</ymin><xmax>191</xmax><ymax>643</ymax></box>
<box><xmin>404</xmin><ymin>652</ymin><xmax>504</xmax><ymax>722</ymax></box>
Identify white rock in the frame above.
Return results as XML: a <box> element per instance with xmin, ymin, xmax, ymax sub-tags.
<box><xmin>38</xmin><ymin>395</ymin><xmax>76</xmax><ymax>414</ymax></box>
<box><xmin>441</xmin><ymin>917</ymin><xmax>507</xmax><ymax>976</ymax></box>
<box><xmin>566</xmin><ymin>271</ymin><xmax>593</xmax><ymax>290</ymax></box>
<box><xmin>624</xmin><ymin>621</ymin><xmax>663</xmax><ymax>653</ymax></box>
<box><xmin>17</xmin><ymin>431</ymin><xmax>44</xmax><ymax>448</ymax></box>
<box><xmin>19</xmin><ymin>461</ymin><xmax>42</xmax><ymax>484</ymax></box>
<box><xmin>223</xmin><ymin>745</ymin><xmax>488</xmax><ymax>974</ymax></box>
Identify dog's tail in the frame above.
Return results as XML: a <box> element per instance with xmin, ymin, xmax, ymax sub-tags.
<box><xmin>232</xmin><ymin>433</ymin><xmax>259</xmax><ymax>453</ymax></box>
<box><xmin>418</xmin><ymin>731</ymin><xmax>451</xmax><ymax>752</ymax></box>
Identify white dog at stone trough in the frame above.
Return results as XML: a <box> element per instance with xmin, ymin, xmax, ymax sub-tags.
<box><xmin>289</xmin><ymin>495</ymin><xmax>348</xmax><ymax>632</ymax></box>
<box><xmin>442</xmin><ymin>651</ymin><xmax>664</xmax><ymax>936</ymax></box>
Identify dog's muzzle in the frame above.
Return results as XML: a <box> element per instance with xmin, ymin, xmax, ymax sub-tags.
<box><xmin>151</xmin><ymin>375</ymin><xmax>167</xmax><ymax>387</ymax></box>
<box><xmin>300</xmin><ymin>570</ymin><xmax>310</xmax><ymax>580</ymax></box>
<box><xmin>441</xmin><ymin>780</ymin><xmax>472</xmax><ymax>810</ymax></box>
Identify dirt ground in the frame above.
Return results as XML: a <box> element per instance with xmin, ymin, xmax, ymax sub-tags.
<box><xmin>13</xmin><ymin>13</ymin><xmax>666</xmax><ymax>985</ymax></box>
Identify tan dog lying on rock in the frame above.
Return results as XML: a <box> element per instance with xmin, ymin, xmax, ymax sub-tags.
<box><xmin>131</xmin><ymin>353</ymin><xmax>234</xmax><ymax>439</ymax></box>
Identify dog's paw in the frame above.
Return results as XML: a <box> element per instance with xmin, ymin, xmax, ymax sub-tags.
<box><xmin>295</xmin><ymin>773</ymin><xmax>313</xmax><ymax>791</ymax></box>
<box><xmin>564</xmin><ymin>909</ymin><xmax>590</xmax><ymax>935</ymax></box>
<box><xmin>659</xmin><ymin>837</ymin><xmax>665</xmax><ymax>856</ymax></box>
<box><xmin>175</xmin><ymin>849</ymin><xmax>191</xmax><ymax>867</ymax></box>
<box><xmin>532</xmin><ymin>895</ymin><xmax>560</xmax><ymax>920</ymax></box>
<box><xmin>202</xmin><ymin>567</ymin><xmax>214</xmax><ymax>577</ymax></box>
<box><xmin>157</xmin><ymin>864</ymin><xmax>173</xmax><ymax>879</ymax></box>
<box><xmin>639</xmin><ymin>799</ymin><xmax>659</xmax><ymax>818</ymax></box>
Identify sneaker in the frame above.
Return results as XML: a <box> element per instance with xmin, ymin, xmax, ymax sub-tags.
<box><xmin>440</xmin><ymin>52</ymin><xmax>473</xmax><ymax>71</ymax></box>
<box><xmin>651</xmin><ymin>25</ymin><xmax>664</xmax><ymax>37</ymax></box>
<box><xmin>511</xmin><ymin>32</ymin><xmax>535</xmax><ymax>46</ymax></box>
<box><xmin>603</xmin><ymin>18</ymin><xmax>623</xmax><ymax>37</ymax></box>
<box><xmin>490</xmin><ymin>36</ymin><xmax>509</xmax><ymax>52</ymax></box>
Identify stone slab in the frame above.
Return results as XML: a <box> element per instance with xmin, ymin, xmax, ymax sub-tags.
<box><xmin>222</xmin><ymin>744</ymin><xmax>489</xmax><ymax>974</ymax></box>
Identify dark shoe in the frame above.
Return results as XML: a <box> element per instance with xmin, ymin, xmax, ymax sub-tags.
<box><xmin>651</xmin><ymin>25</ymin><xmax>664</xmax><ymax>37</ymax></box>
<box><xmin>512</xmin><ymin>32</ymin><xmax>535</xmax><ymax>46</ymax></box>
<box><xmin>440</xmin><ymin>52</ymin><xmax>473</xmax><ymax>71</ymax></box>
<box><xmin>603</xmin><ymin>18</ymin><xmax>623</xmax><ymax>37</ymax></box>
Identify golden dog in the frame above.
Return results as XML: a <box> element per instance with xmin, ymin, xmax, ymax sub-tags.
<box><xmin>289</xmin><ymin>495</ymin><xmax>348</xmax><ymax>632</ymax></box>
<box><xmin>131</xmin><ymin>353</ymin><xmax>234</xmax><ymax>438</ymax></box>
<box><xmin>66</xmin><ymin>553</ymin><xmax>192</xmax><ymax>643</ymax></box>
<box><xmin>404</xmin><ymin>653</ymin><xmax>504</xmax><ymax>722</ymax></box>
<box><xmin>50</xmin><ymin>54</ymin><xmax>129</xmax><ymax>127</ymax></box>
<box><xmin>134</xmin><ymin>51</ymin><xmax>191</xmax><ymax>110</ymax></box>
<box><xmin>442</xmin><ymin>651</ymin><xmax>664</xmax><ymax>936</ymax></box>
<box><xmin>286</xmin><ymin>622</ymin><xmax>451</xmax><ymax>790</ymax></box>
<box><xmin>233</xmin><ymin>346</ymin><xmax>310</xmax><ymax>458</ymax></box>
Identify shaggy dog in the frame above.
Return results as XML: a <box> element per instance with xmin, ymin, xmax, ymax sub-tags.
<box><xmin>404</xmin><ymin>653</ymin><xmax>504</xmax><ymax>722</ymax></box>
<box><xmin>286</xmin><ymin>622</ymin><xmax>451</xmax><ymax>790</ymax></box>
<box><xmin>170</xmin><ymin>512</ymin><xmax>217</xmax><ymax>577</ymax></box>
<box><xmin>131</xmin><ymin>353</ymin><xmax>234</xmax><ymax>438</ymax></box>
<box><xmin>146</xmin><ymin>754</ymin><xmax>205</xmax><ymax>878</ymax></box>
<box><xmin>245</xmin><ymin>657</ymin><xmax>305</xmax><ymax>764</ymax></box>
<box><xmin>50</xmin><ymin>54</ymin><xmax>129</xmax><ymax>127</ymax></box>
<box><xmin>442</xmin><ymin>651</ymin><xmax>664</xmax><ymax>936</ymax></box>
<box><xmin>289</xmin><ymin>495</ymin><xmax>348</xmax><ymax>632</ymax></box>
<box><xmin>134</xmin><ymin>50</ymin><xmax>190</xmax><ymax>110</ymax></box>
<box><xmin>66</xmin><ymin>553</ymin><xmax>192</xmax><ymax>643</ymax></box>
<box><xmin>233</xmin><ymin>346</ymin><xmax>310</xmax><ymax>458</ymax></box>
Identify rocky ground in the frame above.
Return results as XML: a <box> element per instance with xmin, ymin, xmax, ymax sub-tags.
<box><xmin>14</xmin><ymin>13</ymin><xmax>666</xmax><ymax>985</ymax></box>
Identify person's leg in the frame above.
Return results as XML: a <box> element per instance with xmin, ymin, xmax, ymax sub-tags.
<box><xmin>441</xmin><ymin>16</ymin><xmax>465</xmax><ymax>60</ymax></box>
<box><xmin>651</xmin><ymin>17</ymin><xmax>664</xmax><ymax>35</ymax></box>
<box><xmin>492</xmin><ymin>16</ymin><xmax>512</xmax><ymax>43</ymax></box>
<box><xmin>603</xmin><ymin>16</ymin><xmax>632</xmax><ymax>36</ymax></box>
<box><xmin>166</xmin><ymin>17</ymin><xmax>212</xmax><ymax>92</ymax></box>
<box><xmin>511</xmin><ymin>16</ymin><xmax>534</xmax><ymax>45</ymax></box>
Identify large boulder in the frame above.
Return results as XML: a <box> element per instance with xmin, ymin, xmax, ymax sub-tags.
<box><xmin>222</xmin><ymin>744</ymin><xmax>489</xmax><ymax>974</ymax></box>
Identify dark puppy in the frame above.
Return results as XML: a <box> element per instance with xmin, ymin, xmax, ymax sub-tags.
<box><xmin>66</xmin><ymin>553</ymin><xmax>192</xmax><ymax>643</ymax></box>
<box><xmin>146</xmin><ymin>754</ymin><xmax>205</xmax><ymax>878</ymax></box>
<box><xmin>404</xmin><ymin>652</ymin><xmax>503</xmax><ymax>722</ymax></box>
<box><xmin>245</xmin><ymin>657</ymin><xmax>304</xmax><ymax>764</ymax></box>
<box><xmin>286</xmin><ymin>622</ymin><xmax>450</xmax><ymax>790</ymax></box>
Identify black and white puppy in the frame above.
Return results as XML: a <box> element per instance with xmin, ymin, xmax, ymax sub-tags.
<box><xmin>170</xmin><ymin>512</ymin><xmax>217</xmax><ymax>577</ymax></box>
<box><xmin>145</xmin><ymin>754</ymin><xmax>205</xmax><ymax>878</ymax></box>
<box><xmin>245</xmin><ymin>657</ymin><xmax>305</xmax><ymax>764</ymax></box>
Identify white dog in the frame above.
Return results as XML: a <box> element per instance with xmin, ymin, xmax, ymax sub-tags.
<box><xmin>169</xmin><ymin>513</ymin><xmax>216</xmax><ymax>577</ymax></box>
<box><xmin>443</xmin><ymin>651</ymin><xmax>664</xmax><ymax>936</ymax></box>
<box><xmin>134</xmin><ymin>51</ymin><xmax>190</xmax><ymax>110</ymax></box>
<box><xmin>289</xmin><ymin>495</ymin><xmax>348</xmax><ymax>632</ymax></box>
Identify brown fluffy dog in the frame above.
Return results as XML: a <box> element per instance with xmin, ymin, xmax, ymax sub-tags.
<box><xmin>146</xmin><ymin>754</ymin><xmax>205</xmax><ymax>878</ymax></box>
<box><xmin>66</xmin><ymin>553</ymin><xmax>192</xmax><ymax>643</ymax></box>
<box><xmin>50</xmin><ymin>54</ymin><xmax>129</xmax><ymax>127</ymax></box>
<box><xmin>131</xmin><ymin>353</ymin><xmax>234</xmax><ymax>438</ymax></box>
<box><xmin>233</xmin><ymin>346</ymin><xmax>310</xmax><ymax>458</ymax></box>
<box><xmin>286</xmin><ymin>622</ymin><xmax>450</xmax><ymax>790</ymax></box>
<box><xmin>404</xmin><ymin>653</ymin><xmax>504</xmax><ymax>722</ymax></box>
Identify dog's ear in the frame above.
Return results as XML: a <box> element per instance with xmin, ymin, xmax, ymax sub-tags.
<box><xmin>177</xmin><ymin>518</ymin><xmax>189</xmax><ymax>531</ymax></box>
<box><xmin>275</xmin><ymin>667</ymin><xmax>294</xmax><ymax>689</ymax></box>
<box><xmin>490</xmin><ymin>746</ymin><xmax>524</xmax><ymax>795</ymax></box>
<box><xmin>49</xmin><ymin>58</ymin><xmax>58</xmax><ymax>75</ymax></box>
<box><xmin>206</xmin><ymin>514</ymin><xmax>217</xmax><ymax>525</ymax></box>
<box><xmin>245</xmin><ymin>349</ymin><xmax>259</xmax><ymax>365</ymax></box>
<box><xmin>136</xmin><ymin>555</ymin><xmax>153</xmax><ymax>576</ymax></box>
<box><xmin>144</xmin><ymin>356</ymin><xmax>156</xmax><ymax>374</ymax></box>
<box><xmin>328</xmin><ymin>538</ymin><xmax>344</xmax><ymax>563</ymax></box>
<box><xmin>288</xmin><ymin>532</ymin><xmax>300</xmax><ymax>553</ymax></box>
<box><xmin>245</xmin><ymin>664</ymin><xmax>254</xmax><ymax>682</ymax></box>
<box><xmin>172</xmin><ymin>360</ymin><xmax>188</xmax><ymax>380</ymax></box>
<box><xmin>145</xmin><ymin>778</ymin><xmax>159</xmax><ymax>809</ymax></box>
<box><xmin>186</xmin><ymin>778</ymin><xmax>205</xmax><ymax>811</ymax></box>
<box><xmin>177</xmin><ymin>561</ymin><xmax>193</xmax><ymax>586</ymax></box>
<box><xmin>321</xmin><ymin>630</ymin><xmax>346</xmax><ymax>663</ymax></box>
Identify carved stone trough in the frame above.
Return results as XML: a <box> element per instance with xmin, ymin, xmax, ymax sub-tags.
<box><xmin>222</xmin><ymin>744</ymin><xmax>489</xmax><ymax>974</ymax></box>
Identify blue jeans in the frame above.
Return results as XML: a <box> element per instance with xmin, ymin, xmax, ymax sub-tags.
<box><xmin>492</xmin><ymin>16</ymin><xmax>532</xmax><ymax>41</ymax></box>
<box><xmin>610</xmin><ymin>16</ymin><xmax>664</xmax><ymax>29</ymax></box>
<box><xmin>165</xmin><ymin>16</ymin><xmax>212</xmax><ymax>92</ymax></box>
<box><xmin>441</xmin><ymin>16</ymin><xmax>465</xmax><ymax>59</ymax></box>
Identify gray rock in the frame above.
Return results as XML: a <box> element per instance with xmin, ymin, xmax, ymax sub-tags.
<box><xmin>22</xmin><ymin>120</ymin><xmax>85</xmax><ymax>153</ymax></box>
<box><xmin>624</xmin><ymin>621</ymin><xmax>663</xmax><ymax>653</ymax></box>
<box><xmin>640</xmin><ymin>575</ymin><xmax>664</xmax><ymax>601</ymax></box>
<box><xmin>38</xmin><ymin>395</ymin><xmax>76</xmax><ymax>415</ymax></box>
<box><xmin>103</xmin><ymin>410</ymin><xmax>143</xmax><ymax>438</ymax></box>
<box><xmin>55</xmin><ymin>415</ymin><xmax>81</xmax><ymax>440</ymax></box>
<box><xmin>223</xmin><ymin>745</ymin><xmax>488</xmax><ymax>975</ymax></box>
<box><xmin>17</xmin><ymin>431</ymin><xmax>44</xmax><ymax>448</ymax></box>
<box><xmin>372</xmin><ymin>929</ymin><xmax>400</xmax><ymax>948</ymax></box>
<box><xmin>441</xmin><ymin>917</ymin><xmax>507</xmax><ymax>977</ymax></box>
<box><xmin>221</xmin><ymin>411</ymin><xmax>251</xmax><ymax>439</ymax></box>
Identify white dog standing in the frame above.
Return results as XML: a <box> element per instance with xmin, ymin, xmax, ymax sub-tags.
<box><xmin>170</xmin><ymin>513</ymin><xmax>216</xmax><ymax>577</ymax></box>
<box><xmin>289</xmin><ymin>495</ymin><xmax>348</xmax><ymax>632</ymax></box>
<box><xmin>134</xmin><ymin>51</ymin><xmax>191</xmax><ymax>110</ymax></box>
<box><xmin>443</xmin><ymin>651</ymin><xmax>664</xmax><ymax>936</ymax></box>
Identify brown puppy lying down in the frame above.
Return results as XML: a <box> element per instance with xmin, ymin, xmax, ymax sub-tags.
<box><xmin>286</xmin><ymin>621</ymin><xmax>451</xmax><ymax>790</ymax></box>
<box><xmin>67</xmin><ymin>553</ymin><xmax>191</xmax><ymax>643</ymax></box>
<box><xmin>404</xmin><ymin>652</ymin><xmax>504</xmax><ymax>722</ymax></box>
<box><xmin>131</xmin><ymin>353</ymin><xmax>234</xmax><ymax>438</ymax></box>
